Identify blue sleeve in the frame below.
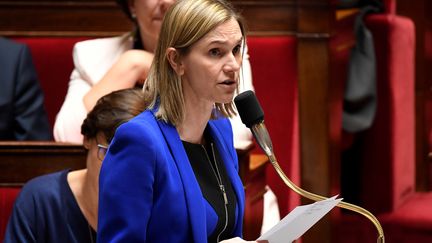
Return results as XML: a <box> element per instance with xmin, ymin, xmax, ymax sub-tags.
<box><xmin>97</xmin><ymin>119</ymin><xmax>158</xmax><ymax>242</ymax></box>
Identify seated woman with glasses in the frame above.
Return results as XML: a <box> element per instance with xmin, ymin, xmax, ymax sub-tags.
<box><xmin>4</xmin><ymin>88</ymin><xmax>146</xmax><ymax>243</ymax></box>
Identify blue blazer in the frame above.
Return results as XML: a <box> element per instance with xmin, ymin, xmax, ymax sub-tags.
<box><xmin>98</xmin><ymin>109</ymin><xmax>245</xmax><ymax>243</ymax></box>
<box><xmin>0</xmin><ymin>37</ymin><xmax>51</xmax><ymax>140</ymax></box>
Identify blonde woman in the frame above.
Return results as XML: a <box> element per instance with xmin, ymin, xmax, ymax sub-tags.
<box><xmin>98</xmin><ymin>0</ymin><xmax>266</xmax><ymax>242</ymax></box>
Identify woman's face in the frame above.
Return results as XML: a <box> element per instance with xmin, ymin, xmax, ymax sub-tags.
<box><xmin>129</xmin><ymin>0</ymin><xmax>176</xmax><ymax>44</ymax></box>
<box><xmin>179</xmin><ymin>18</ymin><xmax>243</xmax><ymax>106</ymax></box>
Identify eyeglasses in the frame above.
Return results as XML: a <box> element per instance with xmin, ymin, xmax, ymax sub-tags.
<box><xmin>97</xmin><ymin>144</ymin><xmax>108</xmax><ymax>161</ymax></box>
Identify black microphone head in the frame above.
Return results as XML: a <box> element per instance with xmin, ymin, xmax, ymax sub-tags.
<box><xmin>234</xmin><ymin>90</ymin><xmax>264</xmax><ymax>128</ymax></box>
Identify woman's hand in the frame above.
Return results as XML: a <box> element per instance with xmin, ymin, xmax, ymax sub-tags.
<box><xmin>83</xmin><ymin>49</ymin><xmax>154</xmax><ymax>111</ymax></box>
<box><xmin>114</xmin><ymin>50</ymin><xmax>154</xmax><ymax>86</ymax></box>
<box><xmin>220</xmin><ymin>237</ymin><xmax>268</xmax><ymax>243</ymax></box>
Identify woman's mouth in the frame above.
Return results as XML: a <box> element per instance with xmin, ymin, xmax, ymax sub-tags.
<box><xmin>220</xmin><ymin>80</ymin><xmax>236</xmax><ymax>85</ymax></box>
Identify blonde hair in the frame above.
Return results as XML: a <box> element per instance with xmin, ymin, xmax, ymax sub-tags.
<box><xmin>143</xmin><ymin>0</ymin><xmax>246</xmax><ymax>126</ymax></box>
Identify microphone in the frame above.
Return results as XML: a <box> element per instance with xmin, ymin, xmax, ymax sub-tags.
<box><xmin>234</xmin><ymin>91</ymin><xmax>273</xmax><ymax>158</ymax></box>
<box><xmin>234</xmin><ymin>90</ymin><xmax>385</xmax><ymax>243</ymax></box>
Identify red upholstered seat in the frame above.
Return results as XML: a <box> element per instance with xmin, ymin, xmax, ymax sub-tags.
<box><xmin>379</xmin><ymin>193</ymin><xmax>432</xmax><ymax>242</ymax></box>
<box><xmin>13</xmin><ymin>37</ymin><xmax>89</xmax><ymax>130</ymax></box>
<box><xmin>247</xmin><ymin>36</ymin><xmax>300</xmax><ymax>216</ymax></box>
<box><xmin>361</xmin><ymin>13</ymin><xmax>416</xmax><ymax>214</ymax></box>
<box><xmin>380</xmin><ymin>193</ymin><xmax>432</xmax><ymax>231</ymax></box>
<box><xmin>0</xmin><ymin>188</ymin><xmax>21</xmax><ymax>241</ymax></box>
<box><xmin>336</xmin><ymin>10</ymin><xmax>432</xmax><ymax>243</ymax></box>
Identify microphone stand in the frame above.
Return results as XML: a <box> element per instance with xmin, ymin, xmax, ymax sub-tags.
<box><xmin>251</xmin><ymin>122</ymin><xmax>385</xmax><ymax>243</ymax></box>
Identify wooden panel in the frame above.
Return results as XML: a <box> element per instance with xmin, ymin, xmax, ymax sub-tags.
<box><xmin>232</xmin><ymin>0</ymin><xmax>297</xmax><ymax>35</ymax></box>
<box><xmin>0</xmin><ymin>1</ymin><xmax>132</xmax><ymax>36</ymax></box>
<box><xmin>297</xmin><ymin>1</ymin><xmax>333</xmax><ymax>243</ymax></box>
<box><xmin>297</xmin><ymin>0</ymin><xmax>334</xmax><ymax>196</ymax></box>
<box><xmin>0</xmin><ymin>141</ymin><xmax>86</xmax><ymax>186</ymax></box>
<box><xmin>0</xmin><ymin>141</ymin><xmax>256</xmax><ymax>185</ymax></box>
<box><xmin>0</xmin><ymin>0</ymin><xmax>297</xmax><ymax>36</ymax></box>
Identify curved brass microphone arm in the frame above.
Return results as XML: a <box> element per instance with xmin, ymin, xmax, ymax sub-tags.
<box><xmin>267</xmin><ymin>153</ymin><xmax>385</xmax><ymax>243</ymax></box>
<box><xmin>250</xmin><ymin>122</ymin><xmax>384</xmax><ymax>243</ymax></box>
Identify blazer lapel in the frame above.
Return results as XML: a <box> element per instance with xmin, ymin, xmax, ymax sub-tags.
<box><xmin>208</xmin><ymin>120</ymin><xmax>245</xmax><ymax>234</ymax></box>
<box><xmin>155</xmin><ymin>119</ymin><xmax>207</xmax><ymax>243</ymax></box>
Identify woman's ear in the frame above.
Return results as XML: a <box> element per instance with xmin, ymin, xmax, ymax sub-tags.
<box><xmin>128</xmin><ymin>0</ymin><xmax>137</xmax><ymax>19</ymax></box>
<box><xmin>83</xmin><ymin>136</ymin><xmax>91</xmax><ymax>150</ymax></box>
<box><xmin>166</xmin><ymin>47</ymin><xmax>184</xmax><ymax>75</ymax></box>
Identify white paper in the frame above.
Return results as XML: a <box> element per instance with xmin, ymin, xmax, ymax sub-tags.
<box><xmin>257</xmin><ymin>195</ymin><xmax>342</xmax><ymax>243</ymax></box>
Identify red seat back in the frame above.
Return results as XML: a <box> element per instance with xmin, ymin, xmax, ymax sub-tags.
<box><xmin>360</xmin><ymin>14</ymin><xmax>416</xmax><ymax>213</ymax></box>
<box><xmin>13</xmin><ymin>37</ymin><xmax>90</xmax><ymax>130</ymax></box>
<box><xmin>0</xmin><ymin>188</ymin><xmax>21</xmax><ymax>242</ymax></box>
<box><xmin>247</xmin><ymin>36</ymin><xmax>300</xmax><ymax>215</ymax></box>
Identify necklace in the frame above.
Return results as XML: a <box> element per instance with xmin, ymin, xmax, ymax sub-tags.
<box><xmin>202</xmin><ymin>143</ymin><xmax>229</xmax><ymax>242</ymax></box>
<box><xmin>88</xmin><ymin>223</ymin><xmax>95</xmax><ymax>243</ymax></box>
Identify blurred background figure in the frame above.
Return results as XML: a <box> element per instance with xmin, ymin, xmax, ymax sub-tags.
<box><xmin>4</xmin><ymin>88</ymin><xmax>145</xmax><ymax>242</ymax></box>
<box><xmin>0</xmin><ymin>37</ymin><xmax>51</xmax><ymax>141</ymax></box>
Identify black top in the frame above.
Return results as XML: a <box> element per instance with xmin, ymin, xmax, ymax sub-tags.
<box><xmin>182</xmin><ymin>129</ymin><xmax>238</xmax><ymax>243</ymax></box>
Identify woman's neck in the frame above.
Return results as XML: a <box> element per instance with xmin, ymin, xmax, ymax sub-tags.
<box><xmin>67</xmin><ymin>168</ymin><xmax>99</xmax><ymax>230</ymax></box>
<box><xmin>178</xmin><ymin>101</ymin><xmax>213</xmax><ymax>144</ymax></box>
<box><xmin>139</xmin><ymin>31</ymin><xmax>157</xmax><ymax>53</ymax></box>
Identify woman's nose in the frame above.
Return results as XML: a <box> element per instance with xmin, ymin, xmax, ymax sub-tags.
<box><xmin>160</xmin><ymin>0</ymin><xmax>176</xmax><ymax>12</ymax></box>
<box><xmin>224</xmin><ymin>54</ymin><xmax>241</xmax><ymax>74</ymax></box>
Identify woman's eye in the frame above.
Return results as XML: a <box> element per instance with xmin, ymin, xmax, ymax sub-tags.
<box><xmin>233</xmin><ymin>45</ymin><xmax>241</xmax><ymax>55</ymax></box>
<box><xmin>209</xmin><ymin>48</ymin><xmax>221</xmax><ymax>57</ymax></box>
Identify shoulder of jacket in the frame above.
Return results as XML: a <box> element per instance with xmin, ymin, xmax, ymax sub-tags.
<box><xmin>18</xmin><ymin>170</ymin><xmax>65</xmax><ymax>199</ymax></box>
<box><xmin>74</xmin><ymin>33</ymin><xmax>133</xmax><ymax>56</ymax></box>
<box><xmin>0</xmin><ymin>37</ymin><xmax>27</xmax><ymax>59</ymax></box>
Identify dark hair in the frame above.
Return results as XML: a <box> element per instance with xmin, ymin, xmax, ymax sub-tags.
<box><xmin>115</xmin><ymin>0</ymin><xmax>134</xmax><ymax>21</ymax></box>
<box><xmin>81</xmin><ymin>88</ymin><xmax>146</xmax><ymax>143</ymax></box>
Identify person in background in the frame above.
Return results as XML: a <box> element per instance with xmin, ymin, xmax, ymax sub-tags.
<box><xmin>0</xmin><ymin>37</ymin><xmax>51</xmax><ymax>140</ymax></box>
<box><xmin>4</xmin><ymin>88</ymin><xmax>146</xmax><ymax>243</ymax></box>
<box><xmin>97</xmin><ymin>1</ymin><xmax>265</xmax><ymax>242</ymax></box>
<box><xmin>53</xmin><ymin>0</ymin><xmax>253</xmax><ymax>150</ymax></box>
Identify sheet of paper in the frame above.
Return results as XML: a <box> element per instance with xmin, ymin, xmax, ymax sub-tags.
<box><xmin>257</xmin><ymin>195</ymin><xmax>342</xmax><ymax>243</ymax></box>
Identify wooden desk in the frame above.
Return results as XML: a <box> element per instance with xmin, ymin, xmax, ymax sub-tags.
<box><xmin>0</xmin><ymin>141</ymin><xmax>86</xmax><ymax>240</ymax></box>
<box><xmin>0</xmin><ymin>141</ymin><xmax>86</xmax><ymax>187</ymax></box>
